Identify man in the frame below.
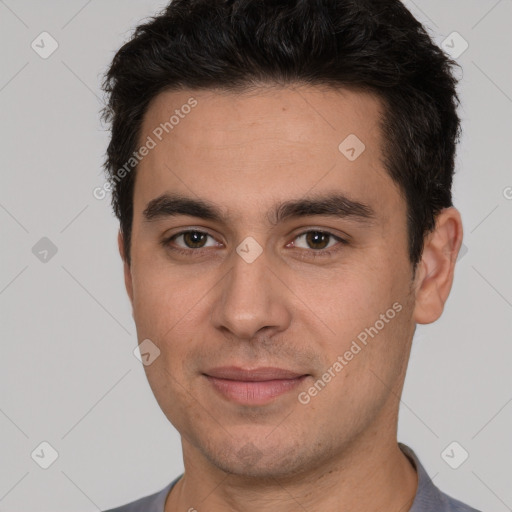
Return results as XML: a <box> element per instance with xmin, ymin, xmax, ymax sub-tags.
<box><xmin>101</xmin><ymin>0</ymin><xmax>480</xmax><ymax>510</ymax></box>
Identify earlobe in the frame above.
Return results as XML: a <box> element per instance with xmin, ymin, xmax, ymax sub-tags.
<box><xmin>118</xmin><ymin>230</ymin><xmax>134</xmax><ymax>305</ymax></box>
<box><xmin>412</xmin><ymin>207</ymin><xmax>463</xmax><ymax>324</ymax></box>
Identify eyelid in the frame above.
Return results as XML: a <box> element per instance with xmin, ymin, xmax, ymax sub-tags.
<box><xmin>288</xmin><ymin>226</ymin><xmax>351</xmax><ymax>243</ymax></box>
<box><xmin>289</xmin><ymin>230</ymin><xmax>344</xmax><ymax>250</ymax></box>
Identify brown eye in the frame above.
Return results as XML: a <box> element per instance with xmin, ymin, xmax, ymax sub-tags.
<box><xmin>304</xmin><ymin>231</ymin><xmax>331</xmax><ymax>250</ymax></box>
<box><xmin>181</xmin><ymin>231</ymin><xmax>208</xmax><ymax>248</ymax></box>
<box><xmin>293</xmin><ymin>231</ymin><xmax>339</xmax><ymax>251</ymax></box>
<box><xmin>164</xmin><ymin>230</ymin><xmax>220</xmax><ymax>253</ymax></box>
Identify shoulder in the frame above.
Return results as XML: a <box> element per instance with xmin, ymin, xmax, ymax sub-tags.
<box><xmin>437</xmin><ymin>492</ymin><xmax>483</xmax><ymax>512</ymax></box>
<box><xmin>103</xmin><ymin>476</ymin><xmax>181</xmax><ymax>512</ymax></box>
<box><xmin>399</xmin><ymin>443</ymin><xmax>482</xmax><ymax>512</ymax></box>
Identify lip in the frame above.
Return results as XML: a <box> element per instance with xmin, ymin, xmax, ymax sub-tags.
<box><xmin>204</xmin><ymin>366</ymin><xmax>306</xmax><ymax>381</ymax></box>
<box><xmin>203</xmin><ymin>366</ymin><xmax>309</xmax><ymax>405</ymax></box>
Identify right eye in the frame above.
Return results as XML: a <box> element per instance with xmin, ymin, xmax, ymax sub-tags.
<box><xmin>162</xmin><ymin>230</ymin><xmax>223</xmax><ymax>255</ymax></box>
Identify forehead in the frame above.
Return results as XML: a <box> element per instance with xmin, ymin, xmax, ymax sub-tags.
<box><xmin>134</xmin><ymin>85</ymin><xmax>401</xmax><ymax>224</ymax></box>
<box><xmin>141</xmin><ymin>84</ymin><xmax>383</xmax><ymax>153</ymax></box>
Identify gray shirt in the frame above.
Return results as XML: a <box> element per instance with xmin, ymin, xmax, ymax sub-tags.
<box><xmin>104</xmin><ymin>443</ymin><xmax>481</xmax><ymax>512</ymax></box>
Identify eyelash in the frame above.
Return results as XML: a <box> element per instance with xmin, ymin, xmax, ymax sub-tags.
<box><xmin>161</xmin><ymin>229</ymin><xmax>349</xmax><ymax>259</ymax></box>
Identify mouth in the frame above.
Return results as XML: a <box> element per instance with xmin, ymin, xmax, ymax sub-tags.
<box><xmin>203</xmin><ymin>366</ymin><xmax>310</xmax><ymax>405</ymax></box>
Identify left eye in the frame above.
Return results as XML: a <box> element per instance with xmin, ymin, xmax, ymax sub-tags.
<box><xmin>171</xmin><ymin>231</ymin><xmax>220</xmax><ymax>249</ymax></box>
<box><xmin>290</xmin><ymin>231</ymin><xmax>342</xmax><ymax>251</ymax></box>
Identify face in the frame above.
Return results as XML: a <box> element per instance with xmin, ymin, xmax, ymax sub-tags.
<box><xmin>123</xmin><ymin>85</ymin><xmax>419</xmax><ymax>479</ymax></box>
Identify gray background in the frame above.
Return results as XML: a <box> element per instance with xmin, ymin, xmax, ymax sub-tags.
<box><xmin>0</xmin><ymin>1</ymin><xmax>511</xmax><ymax>510</ymax></box>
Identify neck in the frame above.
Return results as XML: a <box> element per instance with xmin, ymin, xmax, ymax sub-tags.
<box><xmin>164</xmin><ymin>437</ymin><xmax>418</xmax><ymax>512</ymax></box>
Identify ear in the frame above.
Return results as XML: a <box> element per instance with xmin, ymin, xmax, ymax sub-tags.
<box><xmin>118</xmin><ymin>230</ymin><xmax>134</xmax><ymax>305</ymax></box>
<box><xmin>412</xmin><ymin>207</ymin><xmax>463</xmax><ymax>324</ymax></box>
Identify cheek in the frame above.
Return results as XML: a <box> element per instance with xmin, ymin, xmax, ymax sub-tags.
<box><xmin>301</xmin><ymin>263</ymin><xmax>391</xmax><ymax>336</ymax></box>
<box><xmin>130</xmin><ymin>257</ymin><xmax>191</xmax><ymax>339</ymax></box>
<box><xmin>301</xmin><ymin>253</ymin><xmax>412</xmax><ymax>371</ymax></box>
<box><xmin>306</xmin><ymin>301</ymin><xmax>413</xmax><ymax>424</ymax></box>
<box><xmin>130</xmin><ymin>257</ymin><xmax>215</xmax><ymax>373</ymax></box>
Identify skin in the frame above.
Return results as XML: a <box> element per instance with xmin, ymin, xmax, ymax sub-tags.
<box><xmin>119</xmin><ymin>85</ymin><xmax>463</xmax><ymax>512</ymax></box>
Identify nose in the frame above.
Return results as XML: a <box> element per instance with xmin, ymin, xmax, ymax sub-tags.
<box><xmin>210</xmin><ymin>246</ymin><xmax>292</xmax><ymax>341</ymax></box>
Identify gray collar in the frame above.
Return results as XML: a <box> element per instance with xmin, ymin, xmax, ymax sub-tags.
<box><xmin>399</xmin><ymin>443</ymin><xmax>480</xmax><ymax>512</ymax></box>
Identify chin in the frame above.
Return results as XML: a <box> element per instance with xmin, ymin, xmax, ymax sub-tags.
<box><xmin>208</xmin><ymin>454</ymin><xmax>305</xmax><ymax>480</ymax></box>
<box><xmin>198</xmin><ymin>433</ymin><xmax>317</xmax><ymax>480</ymax></box>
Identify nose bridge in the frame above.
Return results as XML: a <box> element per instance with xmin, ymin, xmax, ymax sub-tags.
<box><xmin>211</xmin><ymin>245</ymin><xmax>291</xmax><ymax>339</ymax></box>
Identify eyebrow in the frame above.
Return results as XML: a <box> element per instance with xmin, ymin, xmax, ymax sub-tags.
<box><xmin>143</xmin><ymin>192</ymin><xmax>376</xmax><ymax>226</ymax></box>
